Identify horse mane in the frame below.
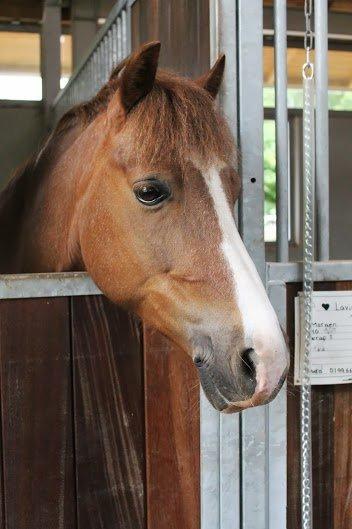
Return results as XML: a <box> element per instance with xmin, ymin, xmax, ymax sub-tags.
<box><xmin>52</xmin><ymin>57</ymin><xmax>128</xmax><ymax>139</ymax></box>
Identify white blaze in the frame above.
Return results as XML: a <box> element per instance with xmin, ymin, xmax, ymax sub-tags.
<box><xmin>203</xmin><ymin>165</ymin><xmax>287</xmax><ymax>392</ymax></box>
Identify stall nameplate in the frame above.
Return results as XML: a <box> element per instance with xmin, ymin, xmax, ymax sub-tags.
<box><xmin>295</xmin><ymin>291</ymin><xmax>352</xmax><ymax>385</ymax></box>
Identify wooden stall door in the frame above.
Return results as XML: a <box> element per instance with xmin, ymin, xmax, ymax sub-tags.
<box><xmin>0</xmin><ymin>295</ymin><xmax>200</xmax><ymax>529</ymax></box>
<box><xmin>287</xmin><ymin>282</ymin><xmax>352</xmax><ymax>529</ymax></box>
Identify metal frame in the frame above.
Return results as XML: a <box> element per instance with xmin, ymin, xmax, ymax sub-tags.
<box><xmin>202</xmin><ymin>5</ymin><xmax>240</xmax><ymax>528</ymax></box>
<box><xmin>53</xmin><ymin>0</ymin><xmax>132</xmax><ymax>120</ymax></box>
<box><xmin>207</xmin><ymin>1</ymin><xmax>352</xmax><ymax>528</ymax></box>
<box><xmin>0</xmin><ymin>272</ymin><xmax>100</xmax><ymax>299</ymax></box>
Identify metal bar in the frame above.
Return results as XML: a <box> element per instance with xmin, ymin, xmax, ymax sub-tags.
<box><xmin>200</xmin><ymin>391</ymin><xmax>220</xmax><ymax>529</ymax></box>
<box><xmin>267</xmin><ymin>260</ymin><xmax>352</xmax><ymax>283</ymax></box>
<box><xmin>264</xmin><ymin>7</ymin><xmax>352</xmax><ymax>37</ymax></box>
<box><xmin>126</xmin><ymin>3</ymin><xmax>132</xmax><ymax>55</ymax></box>
<box><xmin>41</xmin><ymin>3</ymin><xmax>61</xmax><ymax>117</ymax></box>
<box><xmin>267</xmin><ymin>281</ymin><xmax>287</xmax><ymax>529</ymax></box>
<box><xmin>214</xmin><ymin>2</ymin><xmax>241</xmax><ymax>528</ymax></box>
<box><xmin>238</xmin><ymin>0</ymin><xmax>265</xmax><ymax>278</ymax></box>
<box><xmin>53</xmin><ymin>0</ymin><xmax>128</xmax><ymax>107</ymax></box>
<box><xmin>238</xmin><ymin>2</ymin><xmax>268</xmax><ymax>528</ymax></box>
<box><xmin>202</xmin><ymin>4</ymin><xmax>241</xmax><ymax>528</ymax></box>
<box><xmin>0</xmin><ymin>273</ymin><xmax>101</xmax><ymax>299</ymax></box>
<box><xmin>315</xmin><ymin>0</ymin><xmax>330</xmax><ymax>261</ymax></box>
<box><xmin>274</xmin><ymin>0</ymin><xmax>289</xmax><ymax>262</ymax></box>
<box><xmin>219</xmin><ymin>414</ymin><xmax>240</xmax><ymax>529</ymax></box>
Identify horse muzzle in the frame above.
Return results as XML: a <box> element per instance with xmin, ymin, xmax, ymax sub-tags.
<box><xmin>192</xmin><ymin>341</ymin><xmax>289</xmax><ymax>413</ymax></box>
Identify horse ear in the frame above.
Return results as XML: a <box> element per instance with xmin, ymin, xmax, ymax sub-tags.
<box><xmin>195</xmin><ymin>55</ymin><xmax>225</xmax><ymax>98</ymax></box>
<box><xmin>108</xmin><ymin>56</ymin><xmax>128</xmax><ymax>81</ymax></box>
<box><xmin>118</xmin><ymin>41</ymin><xmax>161</xmax><ymax>114</ymax></box>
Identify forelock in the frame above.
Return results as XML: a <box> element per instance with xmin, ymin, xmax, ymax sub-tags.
<box><xmin>114</xmin><ymin>70</ymin><xmax>235</xmax><ymax>169</ymax></box>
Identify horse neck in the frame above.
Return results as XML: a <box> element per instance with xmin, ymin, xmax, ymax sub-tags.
<box><xmin>0</xmin><ymin>126</ymin><xmax>84</xmax><ymax>274</ymax></box>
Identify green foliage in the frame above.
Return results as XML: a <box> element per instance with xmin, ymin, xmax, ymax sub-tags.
<box><xmin>264</xmin><ymin>86</ymin><xmax>352</xmax><ymax>110</ymax></box>
<box><xmin>263</xmin><ymin>120</ymin><xmax>276</xmax><ymax>215</ymax></box>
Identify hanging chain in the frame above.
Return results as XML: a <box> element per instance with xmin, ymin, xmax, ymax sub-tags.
<box><xmin>301</xmin><ymin>1</ymin><xmax>315</xmax><ymax>529</ymax></box>
<box><xmin>303</xmin><ymin>0</ymin><xmax>314</xmax><ymax>78</ymax></box>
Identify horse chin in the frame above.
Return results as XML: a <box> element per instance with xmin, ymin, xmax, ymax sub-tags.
<box><xmin>198</xmin><ymin>370</ymin><xmax>240</xmax><ymax>413</ymax></box>
<box><xmin>199</xmin><ymin>368</ymin><xmax>287</xmax><ymax>414</ymax></box>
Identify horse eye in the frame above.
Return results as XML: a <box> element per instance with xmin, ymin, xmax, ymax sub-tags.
<box><xmin>133</xmin><ymin>179</ymin><xmax>171</xmax><ymax>206</ymax></box>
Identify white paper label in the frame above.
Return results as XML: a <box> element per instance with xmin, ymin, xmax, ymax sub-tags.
<box><xmin>295</xmin><ymin>291</ymin><xmax>352</xmax><ymax>385</ymax></box>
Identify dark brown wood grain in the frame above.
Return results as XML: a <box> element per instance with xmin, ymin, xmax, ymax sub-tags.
<box><xmin>131</xmin><ymin>0</ymin><xmax>210</xmax><ymax>77</ymax></box>
<box><xmin>0</xmin><ymin>297</ymin><xmax>75</xmax><ymax>529</ymax></box>
<box><xmin>144</xmin><ymin>327</ymin><xmax>200</xmax><ymax>529</ymax></box>
<box><xmin>332</xmin><ymin>282</ymin><xmax>352</xmax><ymax>529</ymax></box>
<box><xmin>287</xmin><ymin>282</ymin><xmax>352</xmax><ymax>529</ymax></box>
<box><xmin>71</xmin><ymin>296</ymin><xmax>145</xmax><ymax>529</ymax></box>
<box><xmin>286</xmin><ymin>283</ymin><xmax>303</xmax><ymax>529</ymax></box>
<box><xmin>334</xmin><ymin>385</ymin><xmax>352</xmax><ymax>529</ymax></box>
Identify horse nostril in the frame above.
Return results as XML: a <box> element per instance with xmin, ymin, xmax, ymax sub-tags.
<box><xmin>194</xmin><ymin>355</ymin><xmax>204</xmax><ymax>368</ymax></box>
<box><xmin>241</xmin><ymin>348</ymin><xmax>256</xmax><ymax>381</ymax></box>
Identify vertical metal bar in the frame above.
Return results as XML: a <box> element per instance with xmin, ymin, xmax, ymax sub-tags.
<box><xmin>267</xmin><ymin>279</ymin><xmax>287</xmax><ymax>529</ymax></box>
<box><xmin>274</xmin><ymin>0</ymin><xmax>289</xmax><ymax>262</ymax></box>
<box><xmin>122</xmin><ymin>9</ymin><xmax>128</xmax><ymax>57</ymax></box>
<box><xmin>208</xmin><ymin>3</ymin><xmax>241</xmax><ymax>529</ymax></box>
<box><xmin>126</xmin><ymin>3</ymin><xmax>132</xmax><ymax>54</ymax></box>
<box><xmin>217</xmin><ymin>0</ymin><xmax>239</xmax><ymax>228</ymax></box>
<box><xmin>200</xmin><ymin>391</ymin><xmax>220</xmax><ymax>529</ymax></box>
<box><xmin>268</xmin><ymin>8</ymin><xmax>289</xmax><ymax>525</ymax></box>
<box><xmin>112</xmin><ymin>22</ymin><xmax>118</xmax><ymax>66</ymax></box>
<box><xmin>238</xmin><ymin>2</ymin><xmax>268</xmax><ymax>529</ymax></box>
<box><xmin>117</xmin><ymin>16</ymin><xmax>122</xmax><ymax>61</ymax></box>
<box><xmin>315</xmin><ymin>0</ymin><xmax>330</xmax><ymax>261</ymax></box>
<box><xmin>41</xmin><ymin>2</ymin><xmax>61</xmax><ymax>120</ymax></box>
<box><xmin>238</xmin><ymin>0</ymin><xmax>265</xmax><ymax>278</ymax></box>
<box><xmin>104</xmin><ymin>36</ymin><xmax>109</xmax><ymax>83</ymax></box>
<box><xmin>108</xmin><ymin>29</ymin><xmax>113</xmax><ymax>76</ymax></box>
<box><xmin>201</xmin><ymin>5</ymin><xmax>222</xmax><ymax>529</ymax></box>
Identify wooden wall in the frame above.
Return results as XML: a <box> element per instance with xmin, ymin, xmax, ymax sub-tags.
<box><xmin>287</xmin><ymin>282</ymin><xmax>352</xmax><ymax>529</ymax></box>
<box><xmin>131</xmin><ymin>0</ymin><xmax>210</xmax><ymax>76</ymax></box>
<box><xmin>0</xmin><ymin>295</ymin><xmax>200</xmax><ymax>529</ymax></box>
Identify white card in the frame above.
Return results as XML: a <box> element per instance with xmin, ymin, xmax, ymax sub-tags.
<box><xmin>295</xmin><ymin>291</ymin><xmax>352</xmax><ymax>385</ymax></box>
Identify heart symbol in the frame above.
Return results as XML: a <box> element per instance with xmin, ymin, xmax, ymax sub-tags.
<box><xmin>322</xmin><ymin>303</ymin><xmax>330</xmax><ymax>311</ymax></box>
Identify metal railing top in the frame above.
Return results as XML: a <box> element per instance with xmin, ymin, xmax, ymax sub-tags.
<box><xmin>53</xmin><ymin>0</ymin><xmax>134</xmax><ymax>109</ymax></box>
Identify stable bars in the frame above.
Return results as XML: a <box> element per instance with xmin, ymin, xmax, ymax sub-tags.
<box><xmin>53</xmin><ymin>0</ymin><xmax>132</xmax><ymax>120</ymax></box>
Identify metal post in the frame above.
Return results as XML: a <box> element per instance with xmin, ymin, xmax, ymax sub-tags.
<box><xmin>202</xmin><ymin>3</ymin><xmax>241</xmax><ymax>528</ymax></box>
<box><xmin>238</xmin><ymin>2</ymin><xmax>268</xmax><ymax>528</ymax></box>
<box><xmin>41</xmin><ymin>0</ymin><xmax>61</xmax><ymax>120</ymax></box>
<box><xmin>267</xmin><ymin>280</ymin><xmax>287</xmax><ymax>529</ymax></box>
<box><xmin>238</xmin><ymin>0</ymin><xmax>265</xmax><ymax>278</ymax></box>
<box><xmin>274</xmin><ymin>0</ymin><xmax>289</xmax><ymax>262</ymax></box>
<box><xmin>315</xmin><ymin>0</ymin><xmax>330</xmax><ymax>261</ymax></box>
<box><xmin>71</xmin><ymin>0</ymin><xmax>97</xmax><ymax>69</ymax></box>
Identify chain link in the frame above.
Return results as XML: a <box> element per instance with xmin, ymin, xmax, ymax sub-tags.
<box><xmin>301</xmin><ymin>1</ymin><xmax>315</xmax><ymax>528</ymax></box>
<box><xmin>303</xmin><ymin>0</ymin><xmax>314</xmax><ymax>77</ymax></box>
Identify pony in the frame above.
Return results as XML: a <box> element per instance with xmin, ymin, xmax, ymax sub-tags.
<box><xmin>0</xmin><ymin>42</ymin><xmax>288</xmax><ymax>412</ymax></box>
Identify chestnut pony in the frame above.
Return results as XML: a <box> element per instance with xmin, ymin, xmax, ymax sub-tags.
<box><xmin>0</xmin><ymin>42</ymin><xmax>288</xmax><ymax>412</ymax></box>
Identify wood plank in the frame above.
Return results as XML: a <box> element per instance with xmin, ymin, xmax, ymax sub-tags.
<box><xmin>311</xmin><ymin>386</ymin><xmax>334</xmax><ymax>528</ymax></box>
<box><xmin>134</xmin><ymin>0</ymin><xmax>209</xmax><ymax>76</ymax></box>
<box><xmin>71</xmin><ymin>296</ymin><xmax>145</xmax><ymax>529</ymax></box>
<box><xmin>333</xmin><ymin>281</ymin><xmax>352</xmax><ymax>529</ymax></box>
<box><xmin>333</xmin><ymin>385</ymin><xmax>352</xmax><ymax>529</ymax></box>
<box><xmin>0</xmin><ymin>297</ymin><xmax>75</xmax><ymax>529</ymax></box>
<box><xmin>144</xmin><ymin>326</ymin><xmax>200</xmax><ymax>529</ymax></box>
<box><xmin>286</xmin><ymin>283</ymin><xmax>302</xmax><ymax>529</ymax></box>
